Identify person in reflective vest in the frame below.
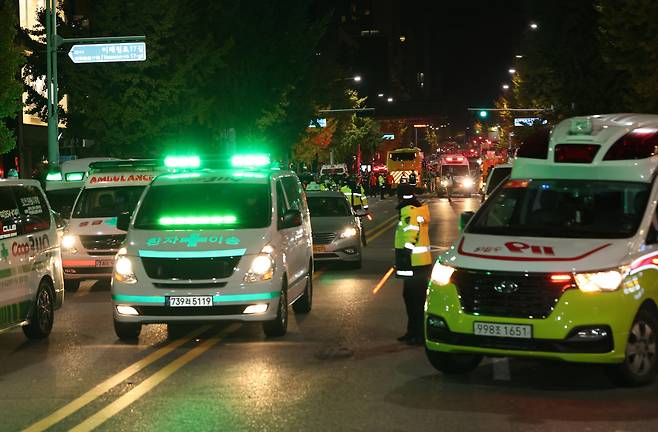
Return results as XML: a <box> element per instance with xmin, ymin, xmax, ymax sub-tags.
<box><xmin>378</xmin><ymin>173</ymin><xmax>386</xmax><ymax>199</ymax></box>
<box><xmin>394</xmin><ymin>183</ymin><xmax>431</xmax><ymax>345</ymax></box>
<box><xmin>340</xmin><ymin>180</ymin><xmax>365</xmax><ymax>210</ymax></box>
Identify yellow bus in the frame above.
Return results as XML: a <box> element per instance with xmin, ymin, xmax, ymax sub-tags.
<box><xmin>386</xmin><ymin>147</ymin><xmax>424</xmax><ymax>189</ymax></box>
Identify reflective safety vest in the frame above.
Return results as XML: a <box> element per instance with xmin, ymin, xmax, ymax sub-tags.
<box><xmin>306</xmin><ymin>181</ymin><xmax>321</xmax><ymax>191</ymax></box>
<box><xmin>394</xmin><ymin>203</ymin><xmax>431</xmax><ymax>277</ymax></box>
<box><xmin>378</xmin><ymin>175</ymin><xmax>385</xmax><ymax>186</ymax></box>
<box><xmin>340</xmin><ymin>185</ymin><xmax>367</xmax><ymax>208</ymax></box>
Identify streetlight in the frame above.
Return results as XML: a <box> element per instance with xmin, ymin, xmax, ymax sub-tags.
<box><xmin>387</xmin><ymin>97</ymin><xmax>394</xmax><ymax>103</ymax></box>
<box><xmin>529</xmin><ymin>22</ymin><xmax>538</xmax><ymax>30</ymax></box>
<box><xmin>377</xmin><ymin>93</ymin><xmax>384</xmax><ymax>97</ymax></box>
<box><xmin>515</xmin><ymin>54</ymin><xmax>523</xmax><ymax>59</ymax></box>
<box><xmin>502</xmin><ymin>84</ymin><xmax>510</xmax><ymax>90</ymax></box>
<box><xmin>508</xmin><ymin>68</ymin><xmax>516</xmax><ymax>74</ymax></box>
<box><xmin>353</xmin><ymin>75</ymin><xmax>362</xmax><ymax>83</ymax></box>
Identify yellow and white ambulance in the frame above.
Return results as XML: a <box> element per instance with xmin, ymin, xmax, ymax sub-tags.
<box><xmin>0</xmin><ymin>179</ymin><xmax>63</xmax><ymax>339</ymax></box>
<box><xmin>426</xmin><ymin>114</ymin><xmax>658</xmax><ymax>386</ymax></box>
<box><xmin>61</xmin><ymin>160</ymin><xmax>166</xmax><ymax>291</ymax></box>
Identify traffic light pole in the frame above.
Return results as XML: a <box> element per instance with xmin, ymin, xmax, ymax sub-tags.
<box><xmin>45</xmin><ymin>0</ymin><xmax>145</xmax><ymax>169</ymax></box>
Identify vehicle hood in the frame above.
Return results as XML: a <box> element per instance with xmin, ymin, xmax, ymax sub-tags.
<box><xmin>125</xmin><ymin>228</ymin><xmax>269</xmax><ymax>257</ymax></box>
<box><xmin>67</xmin><ymin>217</ymin><xmax>125</xmax><ymax>235</ymax></box>
<box><xmin>440</xmin><ymin>233</ymin><xmax>631</xmax><ymax>273</ymax></box>
<box><xmin>310</xmin><ymin>216</ymin><xmax>357</xmax><ymax>234</ymax></box>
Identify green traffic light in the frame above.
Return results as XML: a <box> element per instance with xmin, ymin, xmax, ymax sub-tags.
<box><xmin>479</xmin><ymin>110</ymin><xmax>488</xmax><ymax>119</ymax></box>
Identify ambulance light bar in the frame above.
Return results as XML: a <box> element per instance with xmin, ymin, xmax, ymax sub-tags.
<box><xmin>65</xmin><ymin>172</ymin><xmax>85</xmax><ymax>181</ymax></box>
<box><xmin>88</xmin><ymin>159</ymin><xmax>161</xmax><ymax>173</ymax></box>
<box><xmin>46</xmin><ymin>171</ymin><xmax>63</xmax><ymax>181</ymax></box>
<box><xmin>164</xmin><ymin>155</ymin><xmax>201</xmax><ymax>169</ymax></box>
<box><xmin>231</xmin><ymin>154</ymin><xmax>270</xmax><ymax>168</ymax></box>
<box><xmin>159</xmin><ymin>215</ymin><xmax>237</xmax><ymax>226</ymax></box>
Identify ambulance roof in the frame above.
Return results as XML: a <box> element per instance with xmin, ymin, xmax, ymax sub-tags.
<box><xmin>151</xmin><ymin>168</ymin><xmax>296</xmax><ymax>187</ymax></box>
<box><xmin>511</xmin><ymin>113</ymin><xmax>658</xmax><ymax>183</ymax></box>
<box><xmin>84</xmin><ymin>172</ymin><xmax>162</xmax><ymax>188</ymax></box>
<box><xmin>0</xmin><ymin>178</ymin><xmax>42</xmax><ymax>188</ymax></box>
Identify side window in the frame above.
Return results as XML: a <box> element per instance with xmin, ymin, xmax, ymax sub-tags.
<box><xmin>647</xmin><ymin>206</ymin><xmax>658</xmax><ymax>245</ymax></box>
<box><xmin>15</xmin><ymin>186</ymin><xmax>51</xmax><ymax>234</ymax></box>
<box><xmin>281</xmin><ymin>176</ymin><xmax>303</xmax><ymax>211</ymax></box>
<box><xmin>276</xmin><ymin>180</ymin><xmax>288</xmax><ymax>221</ymax></box>
<box><xmin>0</xmin><ymin>188</ymin><xmax>20</xmax><ymax>239</ymax></box>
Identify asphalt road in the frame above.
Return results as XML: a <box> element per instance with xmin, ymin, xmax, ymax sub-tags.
<box><xmin>1</xmin><ymin>196</ymin><xmax>657</xmax><ymax>432</ymax></box>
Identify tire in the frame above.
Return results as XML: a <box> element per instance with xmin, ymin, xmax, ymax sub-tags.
<box><xmin>293</xmin><ymin>271</ymin><xmax>313</xmax><ymax>314</ymax></box>
<box><xmin>114</xmin><ymin>319</ymin><xmax>141</xmax><ymax>341</ymax></box>
<box><xmin>425</xmin><ymin>348</ymin><xmax>483</xmax><ymax>374</ymax></box>
<box><xmin>64</xmin><ymin>279</ymin><xmax>80</xmax><ymax>292</ymax></box>
<box><xmin>23</xmin><ymin>280</ymin><xmax>55</xmax><ymax>340</ymax></box>
<box><xmin>611</xmin><ymin>308</ymin><xmax>657</xmax><ymax>386</ymax></box>
<box><xmin>263</xmin><ymin>283</ymin><xmax>288</xmax><ymax>337</ymax></box>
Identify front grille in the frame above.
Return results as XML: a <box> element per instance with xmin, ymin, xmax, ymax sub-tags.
<box><xmin>137</xmin><ymin>305</ymin><xmax>246</xmax><ymax>316</ymax></box>
<box><xmin>313</xmin><ymin>233</ymin><xmax>336</xmax><ymax>244</ymax></box>
<box><xmin>453</xmin><ymin>269</ymin><xmax>573</xmax><ymax>319</ymax></box>
<box><xmin>141</xmin><ymin>257</ymin><xmax>240</xmax><ymax>280</ymax></box>
<box><xmin>153</xmin><ymin>282</ymin><xmax>228</xmax><ymax>289</ymax></box>
<box><xmin>80</xmin><ymin>234</ymin><xmax>125</xmax><ymax>251</ymax></box>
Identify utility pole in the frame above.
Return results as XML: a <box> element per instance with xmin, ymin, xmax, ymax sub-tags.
<box><xmin>45</xmin><ymin>0</ymin><xmax>59</xmax><ymax>168</ymax></box>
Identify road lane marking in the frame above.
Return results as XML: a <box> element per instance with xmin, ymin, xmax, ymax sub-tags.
<box><xmin>367</xmin><ymin>217</ymin><xmax>399</xmax><ymax>243</ymax></box>
<box><xmin>365</xmin><ymin>214</ymin><xmax>398</xmax><ymax>238</ymax></box>
<box><xmin>492</xmin><ymin>357</ymin><xmax>511</xmax><ymax>381</ymax></box>
<box><xmin>23</xmin><ymin>325</ymin><xmax>212</xmax><ymax>432</ymax></box>
<box><xmin>372</xmin><ymin>267</ymin><xmax>395</xmax><ymax>294</ymax></box>
<box><xmin>69</xmin><ymin>324</ymin><xmax>240</xmax><ymax>432</ymax></box>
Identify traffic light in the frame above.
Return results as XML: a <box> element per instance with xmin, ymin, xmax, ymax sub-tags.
<box><xmin>479</xmin><ymin>110</ymin><xmax>488</xmax><ymax>119</ymax></box>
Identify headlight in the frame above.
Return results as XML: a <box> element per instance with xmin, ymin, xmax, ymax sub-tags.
<box><xmin>440</xmin><ymin>180</ymin><xmax>448</xmax><ymax>186</ymax></box>
<box><xmin>339</xmin><ymin>227</ymin><xmax>357</xmax><ymax>239</ymax></box>
<box><xmin>574</xmin><ymin>268</ymin><xmax>626</xmax><ymax>292</ymax></box>
<box><xmin>430</xmin><ymin>263</ymin><xmax>455</xmax><ymax>285</ymax></box>
<box><xmin>114</xmin><ymin>255</ymin><xmax>137</xmax><ymax>284</ymax></box>
<box><xmin>462</xmin><ymin>178</ymin><xmax>474</xmax><ymax>188</ymax></box>
<box><xmin>61</xmin><ymin>234</ymin><xmax>77</xmax><ymax>250</ymax></box>
<box><xmin>244</xmin><ymin>252</ymin><xmax>275</xmax><ymax>282</ymax></box>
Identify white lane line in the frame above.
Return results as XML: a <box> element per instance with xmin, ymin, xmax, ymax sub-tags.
<box><xmin>492</xmin><ymin>357</ymin><xmax>511</xmax><ymax>381</ymax></box>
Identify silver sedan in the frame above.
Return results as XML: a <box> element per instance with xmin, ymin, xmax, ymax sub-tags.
<box><xmin>306</xmin><ymin>191</ymin><xmax>363</xmax><ymax>268</ymax></box>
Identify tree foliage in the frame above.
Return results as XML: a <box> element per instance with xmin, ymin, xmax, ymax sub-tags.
<box><xmin>0</xmin><ymin>1</ymin><xmax>23</xmax><ymax>154</ymax></box>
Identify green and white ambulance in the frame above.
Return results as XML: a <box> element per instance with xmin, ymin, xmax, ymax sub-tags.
<box><xmin>61</xmin><ymin>160</ymin><xmax>166</xmax><ymax>291</ymax></box>
<box><xmin>426</xmin><ymin>114</ymin><xmax>658</xmax><ymax>385</ymax></box>
<box><xmin>0</xmin><ymin>179</ymin><xmax>63</xmax><ymax>339</ymax></box>
<box><xmin>111</xmin><ymin>155</ymin><xmax>313</xmax><ymax>340</ymax></box>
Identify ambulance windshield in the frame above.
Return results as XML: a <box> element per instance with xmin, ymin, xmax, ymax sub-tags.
<box><xmin>73</xmin><ymin>186</ymin><xmax>145</xmax><ymax>218</ymax></box>
<box><xmin>134</xmin><ymin>183</ymin><xmax>271</xmax><ymax>230</ymax></box>
<box><xmin>468</xmin><ymin>179</ymin><xmax>650</xmax><ymax>239</ymax></box>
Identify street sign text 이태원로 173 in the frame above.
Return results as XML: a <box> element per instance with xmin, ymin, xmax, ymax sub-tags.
<box><xmin>68</xmin><ymin>42</ymin><xmax>146</xmax><ymax>64</ymax></box>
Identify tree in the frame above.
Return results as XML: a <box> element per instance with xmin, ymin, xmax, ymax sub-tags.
<box><xmin>0</xmin><ymin>1</ymin><xmax>23</xmax><ymax>154</ymax></box>
<box><xmin>330</xmin><ymin>90</ymin><xmax>381</xmax><ymax>164</ymax></box>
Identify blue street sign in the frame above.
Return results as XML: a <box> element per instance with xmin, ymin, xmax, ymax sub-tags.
<box><xmin>68</xmin><ymin>42</ymin><xmax>146</xmax><ymax>64</ymax></box>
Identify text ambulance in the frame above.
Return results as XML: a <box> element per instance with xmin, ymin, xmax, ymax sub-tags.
<box><xmin>61</xmin><ymin>160</ymin><xmax>165</xmax><ymax>291</ymax></box>
<box><xmin>0</xmin><ymin>179</ymin><xmax>63</xmax><ymax>339</ymax></box>
<box><xmin>111</xmin><ymin>155</ymin><xmax>313</xmax><ymax>340</ymax></box>
<box><xmin>426</xmin><ymin>114</ymin><xmax>658</xmax><ymax>386</ymax></box>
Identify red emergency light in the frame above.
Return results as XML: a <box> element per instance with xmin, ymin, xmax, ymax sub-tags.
<box><xmin>445</xmin><ymin>156</ymin><xmax>465</xmax><ymax>163</ymax></box>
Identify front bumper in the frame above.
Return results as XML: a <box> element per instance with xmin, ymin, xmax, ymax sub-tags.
<box><xmin>424</xmin><ymin>281</ymin><xmax>639</xmax><ymax>364</ymax></box>
<box><xmin>313</xmin><ymin>237</ymin><xmax>362</xmax><ymax>262</ymax></box>
<box><xmin>63</xmin><ymin>254</ymin><xmax>115</xmax><ymax>280</ymax></box>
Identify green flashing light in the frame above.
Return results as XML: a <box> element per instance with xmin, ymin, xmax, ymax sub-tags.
<box><xmin>166</xmin><ymin>172</ymin><xmax>202</xmax><ymax>179</ymax></box>
<box><xmin>46</xmin><ymin>171</ymin><xmax>63</xmax><ymax>181</ymax></box>
<box><xmin>65</xmin><ymin>172</ymin><xmax>85</xmax><ymax>181</ymax></box>
<box><xmin>231</xmin><ymin>154</ymin><xmax>270</xmax><ymax>168</ymax></box>
<box><xmin>233</xmin><ymin>172</ymin><xmax>266</xmax><ymax>178</ymax></box>
<box><xmin>164</xmin><ymin>155</ymin><xmax>201</xmax><ymax>169</ymax></box>
<box><xmin>158</xmin><ymin>215</ymin><xmax>237</xmax><ymax>226</ymax></box>
<box><xmin>479</xmin><ymin>110</ymin><xmax>488</xmax><ymax>119</ymax></box>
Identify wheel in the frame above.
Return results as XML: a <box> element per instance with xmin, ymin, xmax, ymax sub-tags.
<box><xmin>293</xmin><ymin>271</ymin><xmax>313</xmax><ymax>314</ymax></box>
<box><xmin>425</xmin><ymin>348</ymin><xmax>483</xmax><ymax>374</ymax></box>
<box><xmin>263</xmin><ymin>284</ymin><xmax>288</xmax><ymax>337</ymax></box>
<box><xmin>23</xmin><ymin>281</ymin><xmax>55</xmax><ymax>340</ymax></box>
<box><xmin>114</xmin><ymin>319</ymin><xmax>141</xmax><ymax>341</ymax></box>
<box><xmin>610</xmin><ymin>308</ymin><xmax>657</xmax><ymax>386</ymax></box>
<box><xmin>64</xmin><ymin>279</ymin><xmax>80</xmax><ymax>292</ymax></box>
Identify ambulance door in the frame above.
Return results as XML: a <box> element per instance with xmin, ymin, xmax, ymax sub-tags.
<box><xmin>0</xmin><ymin>187</ymin><xmax>25</xmax><ymax>328</ymax></box>
<box><xmin>277</xmin><ymin>177</ymin><xmax>308</xmax><ymax>300</ymax></box>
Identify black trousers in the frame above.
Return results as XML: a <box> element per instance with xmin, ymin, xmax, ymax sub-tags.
<box><xmin>402</xmin><ymin>266</ymin><xmax>431</xmax><ymax>337</ymax></box>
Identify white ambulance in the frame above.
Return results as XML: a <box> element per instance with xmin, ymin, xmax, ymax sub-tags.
<box><xmin>111</xmin><ymin>155</ymin><xmax>313</xmax><ymax>340</ymax></box>
<box><xmin>61</xmin><ymin>160</ymin><xmax>165</xmax><ymax>291</ymax></box>
<box><xmin>426</xmin><ymin>114</ymin><xmax>658</xmax><ymax>385</ymax></box>
<box><xmin>0</xmin><ymin>179</ymin><xmax>63</xmax><ymax>339</ymax></box>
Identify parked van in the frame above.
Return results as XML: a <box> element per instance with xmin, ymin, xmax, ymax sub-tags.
<box><xmin>426</xmin><ymin>114</ymin><xmax>658</xmax><ymax>385</ymax></box>
<box><xmin>0</xmin><ymin>179</ymin><xmax>63</xmax><ymax>339</ymax></box>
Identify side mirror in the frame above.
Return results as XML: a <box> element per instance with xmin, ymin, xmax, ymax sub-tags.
<box><xmin>52</xmin><ymin>211</ymin><xmax>66</xmax><ymax>229</ymax></box>
<box><xmin>280</xmin><ymin>209</ymin><xmax>302</xmax><ymax>229</ymax></box>
<box><xmin>117</xmin><ymin>212</ymin><xmax>132</xmax><ymax>232</ymax></box>
<box><xmin>459</xmin><ymin>211</ymin><xmax>475</xmax><ymax>232</ymax></box>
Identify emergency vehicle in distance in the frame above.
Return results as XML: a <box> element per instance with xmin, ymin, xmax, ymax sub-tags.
<box><xmin>60</xmin><ymin>160</ymin><xmax>167</xmax><ymax>292</ymax></box>
<box><xmin>386</xmin><ymin>147</ymin><xmax>423</xmax><ymax>190</ymax></box>
<box><xmin>111</xmin><ymin>154</ymin><xmax>313</xmax><ymax>340</ymax></box>
<box><xmin>426</xmin><ymin>114</ymin><xmax>658</xmax><ymax>386</ymax></box>
<box><xmin>0</xmin><ymin>179</ymin><xmax>63</xmax><ymax>339</ymax></box>
<box><xmin>436</xmin><ymin>153</ymin><xmax>474</xmax><ymax>197</ymax></box>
